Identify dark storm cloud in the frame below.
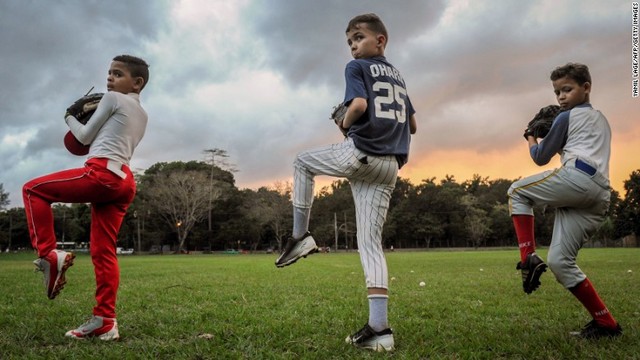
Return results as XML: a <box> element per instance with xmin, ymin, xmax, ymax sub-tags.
<box><xmin>250</xmin><ymin>0</ymin><xmax>446</xmax><ymax>88</ymax></box>
<box><xmin>0</xmin><ymin>1</ymin><xmax>167</xmax><ymax>206</ymax></box>
<box><xmin>0</xmin><ymin>1</ymin><xmax>635</xmax><ymax>208</ymax></box>
<box><xmin>1</xmin><ymin>1</ymin><xmax>165</xmax><ymax>97</ymax></box>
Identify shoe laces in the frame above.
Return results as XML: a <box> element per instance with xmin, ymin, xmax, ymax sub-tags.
<box><xmin>581</xmin><ymin>320</ymin><xmax>600</xmax><ymax>333</ymax></box>
<box><xmin>516</xmin><ymin>262</ymin><xmax>529</xmax><ymax>278</ymax></box>
<box><xmin>351</xmin><ymin>324</ymin><xmax>375</xmax><ymax>343</ymax></box>
<box><xmin>77</xmin><ymin>316</ymin><xmax>101</xmax><ymax>330</ymax></box>
<box><xmin>282</xmin><ymin>237</ymin><xmax>300</xmax><ymax>252</ymax></box>
<box><xmin>33</xmin><ymin>260</ymin><xmax>44</xmax><ymax>273</ymax></box>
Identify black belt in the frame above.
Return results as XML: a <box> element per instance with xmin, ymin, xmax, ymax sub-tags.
<box><xmin>575</xmin><ymin>159</ymin><xmax>596</xmax><ymax>176</ymax></box>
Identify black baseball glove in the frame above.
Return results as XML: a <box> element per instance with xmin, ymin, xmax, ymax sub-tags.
<box><xmin>65</xmin><ymin>93</ymin><xmax>104</xmax><ymax>124</ymax></box>
<box><xmin>523</xmin><ymin>105</ymin><xmax>561</xmax><ymax>139</ymax></box>
<box><xmin>330</xmin><ymin>102</ymin><xmax>348</xmax><ymax>137</ymax></box>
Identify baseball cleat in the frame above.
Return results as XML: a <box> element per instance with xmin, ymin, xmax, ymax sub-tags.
<box><xmin>65</xmin><ymin>315</ymin><xmax>120</xmax><ymax>341</ymax></box>
<box><xmin>516</xmin><ymin>252</ymin><xmax>547</xmax><ymax>294</ymax></box>
<box><xmin>570</xmin><ymin>320</ymin><xmax>622</xmax><ymax>339</ymax></box>
<box><xmin>33</xmin><ymin>250</ymin><xmax>76</xmax><ymax>300</ymax></box>
<box><xmin>275</xmin><ymin>232</ymin><xmax>318</xmax><ymax>268</ymax></box>
<box><xmin>345</xmin><ymin>323</ymin><xmax>395</xmax><ymax>352</ymax></box>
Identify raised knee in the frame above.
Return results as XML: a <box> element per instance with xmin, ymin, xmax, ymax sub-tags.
<box><xmin>546</xmin><ymin>256</ymin><xmax>562</xmax><ymax>274</ymax></box>
<box><xmin>546</xmin><ymin>255</ymin><xmax>582</xmax><ymax>287</ymax></box>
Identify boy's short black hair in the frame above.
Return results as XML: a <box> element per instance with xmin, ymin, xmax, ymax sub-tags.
<box><xmin>346</xmin><ymin>13</ymin><xmax>388</xmax><ymax>41</ymax></box>
<box><xmin>550</xmin><ymin>63</ymin><xmax>591</xmax><ymax>85</ymax></box>
<box><xmin>113</xmin><ymin>54</ymin><xmax>150</xmax><ymax>90</ymax></box>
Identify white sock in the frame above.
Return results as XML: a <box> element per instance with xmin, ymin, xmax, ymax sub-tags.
<box><xmin>368</xmin><ymin>294</ymin><xmax>389</xmax><ymax>332</ymax></box>
<box><xmin>292</xmin><ymin>206</ymin><xmax>311</xmax><ymax>239</ymax></box>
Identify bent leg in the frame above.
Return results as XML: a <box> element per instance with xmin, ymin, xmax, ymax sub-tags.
<box><xmin>23</xmin><ymin>167</ymin><xmax>98</xmax><ymax>256</ymax></box>
<box><xmin>292</xmin><ymin>140</ymin><xmax>362</xmax><ymax>237</ymax></box>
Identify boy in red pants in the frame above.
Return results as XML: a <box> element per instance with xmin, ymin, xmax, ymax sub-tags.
<box><xmin>24</xmin><ymin>54</ymin><xmax>149</xmax><ymax>341</ymax></box>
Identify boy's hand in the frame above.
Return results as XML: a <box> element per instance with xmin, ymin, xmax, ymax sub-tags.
<box><xmin>524</xmin><ymin>105</ymin><xmax>561</xmax><ymax>139</ymax></box>
<box><xmin>330</xmin><ymin>102</ymin><xmax>349</xmax><ymax>137</ymax></box>
<box><xmin>65</xmin><ymin>93</ymin><xmax>104</xmax><ymax>124</ymax></box>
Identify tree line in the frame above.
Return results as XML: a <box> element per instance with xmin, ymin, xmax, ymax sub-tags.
<box><xmin>1</xmin><ymin>158</ymin><xmax>639</xmax><ymax>253</ymax></box>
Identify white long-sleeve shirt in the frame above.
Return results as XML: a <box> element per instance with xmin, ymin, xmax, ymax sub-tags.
<box><xmin>65</xmin><ymin>91</ymin><xmax>147</xmax><ymax>166</ymax></box>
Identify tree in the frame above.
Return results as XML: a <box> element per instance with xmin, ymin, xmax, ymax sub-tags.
<box><xmin>0</xmin><ymin>183</ymin><xmax>9</xmax><ymax>210</ymax></box>
<box><xmin>436</xmin><ymin>176</ymin><xmax>467</xmax><ymax>247</ymax></box>
<box><xmin>614</xmin><ymin>170</ymin><xmax>640</xmax><ymax>239</ymax></box>
<box><xmin>242</xmin><ymin>183</ymin><xmax>292</xmax><ymax>251</ymax></box>
<box><xmin>203</xmin><ymin>148</ymin><xmax>237</xmax><ymax>239</ymax></box>
<box><xmin>0</xmin><ymin>183</ymin><xmax>10</xmax><ymax>251</ymax></box>
<box><xmin>460</xmin><ymin>194</ymin><xmax>492</xmax><ymax>248</ymax></box>
<box><xmin>0</xmin><ymin>208</ymin><xmax>28</xmax><ymax>251</ymax></box>
<box><xmin>312</xmin><ymin>180</ymin><xmax>356</xmax><ymax>250</ymax></box>
<box><xmin>263</xmin><ymin>182</ymin><xmax>292</xmax><ymax>250</ymax></box>
<box><xmin>140</xmin><ymin>160</ymin><xmax>236</xmax><ymax>252</ymax></box>
<box><xmin>487</xmin><ymin>202</ymin><xmax>515</xmax><ymax>247</ymax></box>
<box><xmin>143</xmin><ymin>170</ymin><xmax>224</xmax><ymax>253</ymax></box>
<box><xmin>387</xmin><ymin>178</ymin><xmax>446</xmax><ymax>248</ymax></box>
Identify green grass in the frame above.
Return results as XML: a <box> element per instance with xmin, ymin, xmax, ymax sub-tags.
<box><xmin>0</xmin><ymin>248</ymin><xmax>638</xmax><ymax>359</ymax></box>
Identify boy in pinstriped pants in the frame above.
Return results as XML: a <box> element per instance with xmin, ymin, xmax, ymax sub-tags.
<box><xmin>275</xmin><ymin>14</ymin><xmax>417</xmax><ymax>352</ymax></box>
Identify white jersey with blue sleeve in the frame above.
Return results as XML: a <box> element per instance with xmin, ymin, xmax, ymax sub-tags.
<box><xmin>529</xmin><ymin>104</ymin><xmax>611</xmax><ymax>183</ymax></box>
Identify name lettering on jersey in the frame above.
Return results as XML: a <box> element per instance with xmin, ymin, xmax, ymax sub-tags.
<box><xmin>369</xmin><ymin>64</ymin><xmax>405</xmax><ymax>85</ymax></box>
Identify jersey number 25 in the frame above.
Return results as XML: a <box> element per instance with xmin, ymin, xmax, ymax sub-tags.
<box><xmin>373</xmin><ymin>81</ymin><xmax>407</xmax><ymax>123</ymax></box>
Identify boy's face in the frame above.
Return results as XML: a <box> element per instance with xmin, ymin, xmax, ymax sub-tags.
<box><xmin>107</xmin><ymin>61</ymin><xmax>144</xmax><ymax>94</ymax></box>
<box><xmin>552</xmin><ymin>76</ymin><xmax>590</xmax><ymax>110</ymax></box>
<box><xmin>346</xmin><ymin>23</ymin><xmax>385</xmax><ymax>59</ymax></box>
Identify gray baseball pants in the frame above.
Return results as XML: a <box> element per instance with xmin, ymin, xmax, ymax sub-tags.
<box><xmin>508</xmin><ymin>159</ymin><xmax>610</xmax><ymax>288</ymax></box>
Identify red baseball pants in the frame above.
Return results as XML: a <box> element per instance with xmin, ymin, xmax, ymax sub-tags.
<box><xmin>23</xmin><ymin>157</ymin><xmax>135</xmax><ymax>318</ymax></box>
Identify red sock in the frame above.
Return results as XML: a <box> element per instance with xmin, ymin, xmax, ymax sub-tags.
<box><xmin>512</xmin><ymin>215</ymin><xmax>535</xmax><ymax>263</ymax></box>
<box><xmin>570</xmin><ymin>278</ymin><xmax>617</xmax><ymax>328</ymax></box>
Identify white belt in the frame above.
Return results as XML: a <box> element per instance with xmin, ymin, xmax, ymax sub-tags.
<box><xmin>106</xmin><ymin>159</ymin><xmax>127</xmax><ymax>179</ymax></box>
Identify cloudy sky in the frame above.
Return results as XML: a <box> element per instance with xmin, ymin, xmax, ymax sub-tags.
<box><xmin>1</xmin><ymin>0</ymin><xmax>637</xmax><ymax>208</ymax></box>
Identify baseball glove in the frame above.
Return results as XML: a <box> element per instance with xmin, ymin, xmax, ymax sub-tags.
<box><xmin>523</xmin><ymin>105</ymin><xmax>561</xmax><ymax>139</ymax></box>
<box><xmin>330</xmin><ymin>102</ymin><xmax>348</xmax><ymax>137</ymax></box>
<box><xmin>63</xmin><ymin>92</ymin><xmax>103</xmax><ymax>156</ymax></box>
<box><xmin>65</xmin><ymin>92</ymin><xmax>104</xmax><ymax>124</ymax></box>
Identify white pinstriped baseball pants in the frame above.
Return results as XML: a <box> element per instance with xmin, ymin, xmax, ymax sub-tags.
<box><xmin>293</xmin><ymin>138</ymin><xmax>398</xmax><ymax>289</ymax></box>
<box><xmin>507</xmin><ymin>162</ymin><xmax>610</xmax><ymax>288</ymax></box>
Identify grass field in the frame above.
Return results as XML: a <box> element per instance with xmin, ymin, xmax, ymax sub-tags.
<box><xmin>0</xmin><ymin>248</ymin><xmax>638</xmax><ymax>359</ymax></box>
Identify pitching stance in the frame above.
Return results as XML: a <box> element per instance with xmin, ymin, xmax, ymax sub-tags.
<box><xmin>508</xmin><ymin>63</ymin><xmax>622</xmax><ymax>339</ymax></box>
<box><xmin>23</xmin><ymin>55</ymin><xmax>149</xmax><ymax>341</ymax></box>
<box><xmin>275</xmin><ymin>14</ymin><xmax>417</xmax><ymax>352</ymax></box>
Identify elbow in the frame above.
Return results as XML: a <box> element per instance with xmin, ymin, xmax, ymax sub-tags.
<box><xmin>74</xmin><ymin>132</ymin><xmax>92</xmax><ymax>145</ymax></box>
<box><xmin>531</xmin><ymin>156</ymin><xmax>550</xmax><ymax>166</ymax></box>
<box><xmin>349</xmin><ymin>98</ymin><xmax>367</xmax><ymax>117</ymax></box>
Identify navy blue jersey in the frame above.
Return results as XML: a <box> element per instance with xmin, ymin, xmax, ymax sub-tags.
<box><xmin>343</xmin><ymin>56</ymin><xmax>415</xmax><ymax>167</ymax></box>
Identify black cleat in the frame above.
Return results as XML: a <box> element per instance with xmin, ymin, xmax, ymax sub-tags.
<box><xmin>275</xmin><ymin>232</ymin><xmax>318</xmax><ymax>268</ymax></box>
<box><xmin>516</xmin><ymin>252</ymin><xmax>547</xmax><ymax>294</ymax></box>
<box><xmin>570</xmin><ymin>320</ymin><xmax>622</xmax><ymax>339</ymax></box>
<box><xmin>345</xmin><ymin>324</ymin><xmax>394</xmax><ymax>352</ymax></box>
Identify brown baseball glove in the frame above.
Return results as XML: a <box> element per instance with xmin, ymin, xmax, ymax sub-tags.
<box><xmin>523</xmin><ymin>105</ymin><xmax>561</xmax><ymax>139</ymax></box>
<box><xmin>330</xmin><ymin>102</ymin><xmax>348</xmax><ymax>137</ymax></box>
